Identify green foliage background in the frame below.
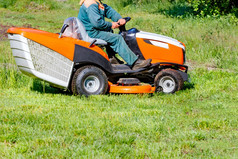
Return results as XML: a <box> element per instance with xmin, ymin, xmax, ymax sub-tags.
<box><xmin>1</xmin><ymin>0</ymin><xmax>237</xmax><ymax>16</ymax></box>
<box><xmin>187</xmin><ymin>0</ymin><xmax>238</xmax><ymax>16</ymax></box>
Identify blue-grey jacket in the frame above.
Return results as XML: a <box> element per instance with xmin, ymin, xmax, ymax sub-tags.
<box><xmin>78</xmin><ymin>2</ymin><xmax>122</xmax><ymax>37</ymax></box>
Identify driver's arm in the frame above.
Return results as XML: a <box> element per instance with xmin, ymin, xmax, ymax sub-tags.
<box><xmin>104</xmin><ymin>4</ymin><xmax>122</xmax><ymax>22</ymax></box>
<box><xmin>87</xmin><ymin>4</ymin><xmax>112</xmax><ymax>30</ymax></box>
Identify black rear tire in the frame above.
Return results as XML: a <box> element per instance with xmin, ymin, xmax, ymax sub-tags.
<box><xmin>71</xmin><ymin>66</ymin><xmax>108</xmax><ymax>96</ymax></box>
<box><xmin>154</xmin><ymin>69</ymin><xmax>184</xmax><ymax>94</ymax></box>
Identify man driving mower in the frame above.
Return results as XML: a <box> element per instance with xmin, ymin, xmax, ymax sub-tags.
<box><xmin>78</xmin><ymin>0</ymin><xmax>152</xmax><ymax>70</ymax></box>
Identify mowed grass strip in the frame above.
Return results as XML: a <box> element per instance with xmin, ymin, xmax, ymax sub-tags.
<box><xmin>0</xmin><ymin>69</ymin><xmax>237</xmax><ymax>158</ymax></box>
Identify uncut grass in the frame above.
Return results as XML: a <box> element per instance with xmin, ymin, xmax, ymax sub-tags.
<box><xmin>1</xmin><ymin>3</ymin><xmax>237</xmax><ymax>71</ymax></box>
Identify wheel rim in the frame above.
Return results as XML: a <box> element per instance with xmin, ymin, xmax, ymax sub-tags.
<box><xmin>83</xmin><ymin>75</ymin><xmax>100</xmax><ymax>93</ymax></box>
<box><xmin>159</xmin><ymin>76</ymin><xmax>176</xmax><ymax>93</ymax></box>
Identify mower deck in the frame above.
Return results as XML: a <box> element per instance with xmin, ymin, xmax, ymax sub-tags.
<box><xmin>109</xmin><ymin>82</ymin><xmax>155</xmax><ymax>94</ymax></box>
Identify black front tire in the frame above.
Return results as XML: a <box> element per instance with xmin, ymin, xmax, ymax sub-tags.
<box><xmin>71</xmin><ymin>66</ymin><xmax>108</xmax><ymax>96</ymax></box>
<box><xmin>154</xmin><ymin>69</ymin><xmax>184</xmax><ymax>94</ymax></box>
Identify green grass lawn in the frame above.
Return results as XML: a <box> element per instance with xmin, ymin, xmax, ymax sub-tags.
<box><xmin>0</xmin><ymin>0</ymin><xmax>238</xmax><ymax>158</ymax></box>
<box><xmin>0</xmin><ymin>69</ymin><xmax>238</xmax><ymax>158</ymax></box>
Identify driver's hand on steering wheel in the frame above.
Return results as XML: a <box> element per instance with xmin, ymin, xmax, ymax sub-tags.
<box><xmin>117</xmin><ymin>19</ymin><xmax>126</xmax><ymax>26</ymax></box>
<box><xmin>111</xmin><ymin>22</ymin><xmax>120</xmax><ymax>29</ymax></box>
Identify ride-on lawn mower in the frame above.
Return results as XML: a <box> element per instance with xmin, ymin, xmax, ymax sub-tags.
<box><xmin>7</xmin><ymin>17</ymin><xmax>189</xmax><ymax>96</ymax></box>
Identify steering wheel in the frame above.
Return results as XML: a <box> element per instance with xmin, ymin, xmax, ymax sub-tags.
<box><xmin>119</xmin><ymin>17</ymin><xmax>131</xmax><ymax>32</ymax></box>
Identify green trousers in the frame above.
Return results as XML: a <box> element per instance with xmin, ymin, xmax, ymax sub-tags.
<box><xmin>91</xmin><ymin>31</ymin><xmax>138</xmax><ymax>66</ymax></box>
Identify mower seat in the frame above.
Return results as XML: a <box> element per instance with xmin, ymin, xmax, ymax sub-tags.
<box><xmin>62</xmin><ymin>17</ymin><xmax>107</xmax><ymax>45</ymax></box>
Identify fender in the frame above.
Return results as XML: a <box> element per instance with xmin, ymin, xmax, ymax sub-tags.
<box><xmin>73</xmin><ymin>44</ymin><xmax>113</xmax><ymax>73</ymax></box>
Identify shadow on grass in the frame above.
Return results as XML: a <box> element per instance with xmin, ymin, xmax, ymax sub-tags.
<box><xmin>183</xmin><ymin>81</ymin><xmax>195</xmax><ymax>90</ymax></box>
<box><xmin>30</xmin><ymin>79</ymin><xmax>195</xmax><ymax>97</ymax></box>
<box><xmin>152</xmin><ymin>2</ymin><xmax>193</xmax><ymax>18</ymax></box>
<box><xmin>30</xmin><ymin>79</ymin><xmax>71</xmax><ymax>95</ymax></box>
<box><xmin>154</xmin><ymin>2</ymin><xmax>238</xmax><ymax>18</ymax></box>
